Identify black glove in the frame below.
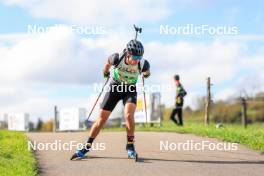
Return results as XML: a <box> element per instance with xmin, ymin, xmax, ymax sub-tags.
<box><xmin>103</xmin><ymin>70</ymin><xmax>110</xmax><ymax>78</ymax></box>
<box><xmin>143</xmin><ymin>72</ymin><xmax>150</xmax><ymax>78</ymax></box>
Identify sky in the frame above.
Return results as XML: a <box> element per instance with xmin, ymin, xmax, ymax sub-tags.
<box><xmin>0</xmin><ymin>0</ymin><xmax>264</xmax><ymax>122</ymax></box>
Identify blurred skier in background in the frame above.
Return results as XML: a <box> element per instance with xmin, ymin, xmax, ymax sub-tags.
<box><xmin>170</xmin><ymin>74</ymin><xmax>187</xmax><ymax>126</ymax></box>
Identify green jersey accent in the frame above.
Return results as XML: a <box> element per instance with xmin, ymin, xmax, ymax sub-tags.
<box><xmin>113</xmin><ymin>58</ymin><xmax>141</xmax><ymax>84</ymax></box>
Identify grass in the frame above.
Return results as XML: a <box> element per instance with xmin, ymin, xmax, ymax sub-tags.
<box><xmin>0</xmin><ymin>130</ymin><xmax>37</xmax><ymax>176</ymax></box>
<box><xmin>103</xmin><ymin>121</ymin><xmax>264</xmax><ymax>152</ymax></box>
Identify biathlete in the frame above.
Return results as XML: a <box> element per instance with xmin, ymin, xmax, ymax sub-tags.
<box><xmin>71</xmin><ymin>37</ymin><xmax>150</xmax><ymax>160</ymax></box>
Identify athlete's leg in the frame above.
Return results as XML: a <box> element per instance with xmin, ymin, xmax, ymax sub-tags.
<box><xmin>72</xmin><ymin>109</ymin><xmax>111</xmax><ymax>159</ymax></box>
<box><xmin>122</xmin><ymin>90</ymin><xmax>137</xmax><ymax>158</ymax></box>
<box><xmin>170</xmin><ymin>108</ymin><xmax>178</xmax><ymax>124</ymax></box>
<box><xmin>89</xmin><ymin>109</ymin><xmax>111</xmax><ymax>138</ymax></box>
<box><xmin>88</xmin><ymin>86</ymin><xmax>121</xmax><ymax>139</ymax></box>
<box><xmin>89</xmin><ymin>88</ymin><xmax>120</xmax><ymax>138</ymax></box>
<box><xmin>123</xmin><ymin>89</ymin><xmax>137</xmax><ymax>137</ymax></box>
<box><xmin>124</xmin><ymin>102</ymin><xmax>136</xmax><ymax>136</ymax></box>
<box><xmin>177</xmin><ymin>108</ymin><xmax>183</xmax><ymax>126</ymax></box>
<box><xmin>71</xmin><ymin>86</ymin><xmax>121</xmax><ymax>159</ymax></box>
<box><xmin>124</xmin><ymin>102</ymin><xmax>137</xmax><ymax>158</ymax></box>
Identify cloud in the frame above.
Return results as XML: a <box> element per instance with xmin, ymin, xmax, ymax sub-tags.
<box><xmin>1</xmin><ymin>27</ymin><xmax>264</xmax><ymax>119</ymax></box>
<box><xmin>144</xmin><ymin>39</ymin><xmax>264</xmax><ymax>108</ymax></box>
<box><xmin>219</xmin><ymin>34</ymin><xmax>264</xmax><ymax>41</ymax></box>
<box><xmin>3</xmin><ymin>0</ymin><xmax>171</xmax><ymax>25</ymax></box>
<box><xmin>0</xmin><ymin>27</ymin><xmax>132</xmax><ymax>121</ymax></box>
<box><xmin>0</xmin><ymin>26</ymin><xmax>108</xmax><ymax>84</ymax></box>
<box><xmin>214</xmin><ymin>88</ymin><xmax>237</xmax><ymax>101</ymax></box>
<box><xmin>145</xmin><ymin>40</ymin><xmax>243</xmax><ymax>87</ymax></box>
<box><xmin>1</xmin><ymin>0</ymin><xmax>264</xmax><ymax>120</ymax></box>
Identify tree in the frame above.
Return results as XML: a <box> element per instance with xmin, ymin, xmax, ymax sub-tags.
<box><xmin>28</xmin><ymin>121</ymin><xmax>35</xmax><ymax>131</ymax></box>
<box><xmin>36</xmin><ymin>118</ymin><xmax>43</xmax><ymax>131</ymax></box>
<box><xmin>41</xmin><ymin>120</ymin><xmax>53</xmax><ymax>132</ymax></box>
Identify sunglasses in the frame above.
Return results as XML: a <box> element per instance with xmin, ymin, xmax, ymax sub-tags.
<box><xmin>131</xmin><ymin>55</ymin><xmax>142</xmax><ymax>61</ymax></box>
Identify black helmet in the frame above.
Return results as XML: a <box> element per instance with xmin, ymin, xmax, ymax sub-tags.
<box><xmin>126</xmin><ymin>39</ymin><xmax>144</xmax><ymax>56</ymax></box>
<box><xmin>174</xmin><ymin>74</ymin><xmax>180</xmax><ymax>80</ymax></box>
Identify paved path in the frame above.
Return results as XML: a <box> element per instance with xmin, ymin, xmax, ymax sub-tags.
<box><xmin>27</xmin><ymin>132</ymin><xmax>264</xmax><ymax>176</ymax></box>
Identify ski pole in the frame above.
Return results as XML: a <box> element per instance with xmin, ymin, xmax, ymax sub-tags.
<box><xmin>87</xmin><ymin>77</ymin><xmax>109</xmax><ymax>122</ymax></box>
<box><xmin>134</xmin><ymin>24</ymin><xmax>142</xmax><ymax>40</ymax></box>
<box><xmin>142</xmin><ymin>76</ymin><xmax>148</xmax><ymax>125</ymax></box>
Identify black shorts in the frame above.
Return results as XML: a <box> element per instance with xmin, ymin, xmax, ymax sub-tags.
<box><xmin>100</xmin><ymin>83</ymin><xmax>137</xmax><ymax>112</ymax></box>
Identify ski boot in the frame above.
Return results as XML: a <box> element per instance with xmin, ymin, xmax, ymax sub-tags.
<box><xmin>70</xmin><ymin>143</ymin><xmax>91</xmax><ymax>160</ymax></box>
<box><xmin>126</xmin><ymin>142</ymin><xmax>138</xmax><ymax>161</ymax></box>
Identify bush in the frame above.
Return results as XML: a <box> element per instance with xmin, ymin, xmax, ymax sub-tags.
<box><xmin>212</xmin><ymin>102</ymin><xmax>241</xmax><ymax>123</ymax></box>
<box><xmin>41</xmin><ymin>120</ymin><xmax>54</xmax><ymax>132</ymax></box>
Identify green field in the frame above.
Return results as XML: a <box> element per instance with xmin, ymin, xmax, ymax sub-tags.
<box><xmin>0</xmin><ymin>130</ymin><xmax>37</xmax><ymax>176</ymax></box>
<box><xmin>103</xmin><ymin>121</ymin><xmax>264</xmax><ymax>152</ymax></box>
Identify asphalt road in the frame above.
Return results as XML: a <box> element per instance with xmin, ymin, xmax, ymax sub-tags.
<box><xmin>26</xmin><ymin>132</ymin><xmax>264</xmax><ymax>176</ymax></box>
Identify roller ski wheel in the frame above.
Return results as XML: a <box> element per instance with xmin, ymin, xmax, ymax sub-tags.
<box><xmin>127</xmin><ymin>150</ymin><xmax>138</xmax><ymax>162</ymax></box>
<box><xmin>70</xmin><ymin>150</ymin><xmax>86</xmax><ymax>160</ymax></box>
<box><xmin>70</xmin><ymin>143</ymin><xmax>92</xmax><ymax>160</ymax></box>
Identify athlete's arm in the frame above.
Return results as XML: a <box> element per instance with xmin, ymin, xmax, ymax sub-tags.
<box><xmin>142</xmin><ymin>60</ymin><xmax>150</xmax><ymax>78</ymax></box>
<box><xmin>179</xmin><ymin>85</ymin><xmax>187</xmax><ymax>97</ymax></box>
<box><xmin>103</xmin><ymin>53</ymin><xmax>119</xmax><ymax>78</ymax></box>
<box><xmin>103</xmin><ymin>62</ymin><xmax>111</xmax><ymax>74</ymax></box>
<box><xmin>143</xmin><ymin>70</ymin><xmax>150</xmax><ymax>78</ymax></box>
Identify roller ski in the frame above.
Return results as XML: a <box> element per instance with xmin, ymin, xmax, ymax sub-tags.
<box><xmin>126</xmin><ymin>142</ymin><xmax>138</xmax><ymax>162</ymax></box>
<box><xmin>70</xmin><ymin>143</ymin><xmax>91</xmax><ymax>160</ymax></box>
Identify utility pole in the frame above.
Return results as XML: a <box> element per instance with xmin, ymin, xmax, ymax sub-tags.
<box><xmin>54</xmin><ymin>106</ymin><xmax>58</xmax><ymax>132</ymax></box>
<box><xmin>241</xmin><ymin>97</ymin><xmax>248</xmax><ymax>128</ymax></box>
<box><xmin>205</xmin><ymin>77</ymin><xmax>212</xmax><ymax>126</ymax></box>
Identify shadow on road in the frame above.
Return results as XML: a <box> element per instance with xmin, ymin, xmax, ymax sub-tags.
<box><xmin>140</xmin><ymin>158</ymin><xmax>264</xmax><ymax>165</ymax></box>
<box><xmin>73</xmin><ymin>155</ymin><xmax>264</xmax><ymax>165</ymax></box>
